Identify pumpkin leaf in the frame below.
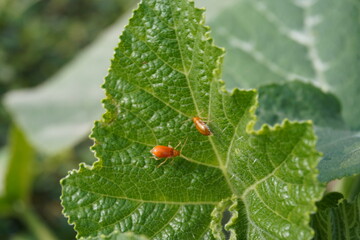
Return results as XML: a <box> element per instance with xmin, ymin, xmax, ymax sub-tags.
<box><xmin>61</xmin><ymin>0</ymin><xmax>324</xmax><ymax>239</ymax></box>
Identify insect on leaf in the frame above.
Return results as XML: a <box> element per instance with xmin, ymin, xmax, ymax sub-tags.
<box><xmin>61</xmin><ymin>0</ymin><xmax>324</xmax><ymax>239</ymax></box>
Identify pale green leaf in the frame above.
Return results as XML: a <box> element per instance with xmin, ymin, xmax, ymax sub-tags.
<box><xmin>316</xmin><ymin>128</ymin><xmax>360</xmax><ymax>182</ymax></box>
<box><xmin>207</xmin><ymin>0</ymin><xmax>360</xmax><ymax>130</ymax></box>
<box><xmin>255</xmin><ymin>81</ymin><xmax>360</xmax><ymax>182</ymax></box>
<box><xmin>311</xmin><ymin>193</ymin><xmax>360</xmax><ymax>239</ymax></box>
<box><xmin>256</xmin><ymin>81</ymin><xmax>344</xmax><ymax>129</ymax></box>
<box><xmin>61</xmin><ymin>0</ymin><xmax>324</xmax><ymax>239</ymax></box>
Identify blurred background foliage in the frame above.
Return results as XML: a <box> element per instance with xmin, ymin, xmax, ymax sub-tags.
<box><xmin>0</xmin><ymin>0</ymin><xmax>134</xmax><ymax>143</ymax></box>
<box><xmin>0</xmin><ymin>0</ymin><xmax>135</xmax><ymax>239</ymax></box>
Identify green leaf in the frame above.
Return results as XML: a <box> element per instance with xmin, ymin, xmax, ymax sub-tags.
<box><xmin>311</xmin><ymin>193</ymin><xmax>360</xmax><ymax>239</ymax></box>
<box><xmin>255</xmin><ymin>81</ymin><xmax>360</xmax><ymax>182</ymax></box>
<box><xmin>314</xmin><ymin>192</ymin><xmax>344</xmax><ymax>210</ymax></box>
<box><xmin>0</xmin><ymin>147</ymin><xmax>9</xmax><ymax>197</ymax></box>
<box><xmin>316</xmin><ymin>128</ymin><xmax>360</xmax><ymax>182</ymax></box>
<box><xmin>0</xmin><ymin>147</ymin><xmax>11</xmax><ymax>213</ymax></box>
<box><xmin>84</xmin><ymin>231</ymin><xmax>148</xmax><ymax>240</ymax></box>
<box><xmin>61</xmin><ymin>0</ymin><xmax>324</xmax><ymax>239</ymax></box>
<box><xmin>2</xmin><ymin>9</ymin><xmax>137</xmax><ymax>155</ymax></box>
<box><xmin>256</xmin><ymin>81</ymin><xmax>344</xmax><ymax>129</ymax></box>
<box><xmin>3</xmin><ymin>125</ymin><xmax>35</xmax><ymax>205</ymax></box>
<box><xmin>207</xmin><ymin>0</ymin><xmax>360</xmax><ymax>130</ymax></box>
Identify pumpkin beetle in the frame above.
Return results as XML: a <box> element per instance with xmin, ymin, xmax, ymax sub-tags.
<box><xmin>150</xmin><ymin>139</ymin><xmax>187</xmax><ymax>168</ymax></box>
<box><xmin>192</xmin><ymin>116</ymin><xmax>212</xmax><ymax>136</ymax></box>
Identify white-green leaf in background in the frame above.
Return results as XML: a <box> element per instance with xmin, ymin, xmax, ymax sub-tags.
<box><xmin>256</xmin><ymin>81</ymin><xmax>344</xmax><ymax>129</ymax></box>
<box><xmin>256</xmin><ymin>81</ymin><xmax>360</xmax><ymax>182</ymax></box>
<box><xmin>206</xmin><ymin>0</ymin><xmax>360</xmax><ymax>131</ymax></box>
<box><xmin>61</xmin><ymin>0</ymin><xmax>324</xmax><ymax>239</ymax></box>
<box><xmin>316</xmin><ymin>128</ymin><xmax>360</xmax><ymax>182</ymax></box>
<box><xmin>2</xmin><ymin>4</ymin><xmax>138</xmax><ymax>155</ymax></box>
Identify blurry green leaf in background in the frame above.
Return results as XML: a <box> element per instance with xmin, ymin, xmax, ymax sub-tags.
<box><xmin>256</xmin><ymin>81</ymin><xmax>344</xmax><ymax>129</ymax></box>
<box><xmin>256</xmin><ymin>81</ymin><xmax>360</xmax><ymax>182</ymax></box>
<box><xmin>207</xmin><ymin>0</ymin><xmax>360</xmax><ymax>130</ymax></box>
<box><xmin>0</xmin><ymin>147</ymin><xmax>9</xmax><ymax>197</ymax></box>
<box><xmin>0</xmin><ymin>0</ymin><xmax>136</xmax><ymax>150</ymax></box>
<box><xmin>316</xmin><ymin>128</ymin><xmax>360</xmax><ymax>183</ymax></box>
<box><xmin>3</xmin><ymin>125</ymin><xmax>34</xmax><ymax>205</ymax></box>
<box><xmin>0</xmin><ymin>0</ymin><xmax>134</xmax><ymax>88</ymax></box>
<box><xmin>2</xmin><ymin>1</ymin><xmax>137</xmax><ymax>155</ymax></box>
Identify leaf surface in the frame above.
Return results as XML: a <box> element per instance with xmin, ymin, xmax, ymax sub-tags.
<box><xmin>311</xmin><ymin>193</ymin><xmax>360</xmax><ymax>239</ymax></box>
<box><xmin>84</xmin><ymin>231</ymin><xmax>148</xmax><ymax>240</ymax></box>
<box><xmin>61</xmin><ymin>0</ymin><xmax>324</xmax><ymax>239</ymax></box>
<box><xmin>207</xmin><ymin>0</ymin><xmax>360</xmax><ymax>130</ymax></box>
<box><xmin>316</xmin><ymin>128</ymin><xmax>360</xmax><ymax>182</ymax></box>
<box><xmin>256</xmin><ymin>81</ymin><xmax>344</xmax><ymax>129</ymax></box>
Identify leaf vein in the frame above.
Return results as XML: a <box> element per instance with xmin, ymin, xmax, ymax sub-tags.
<box><xmin>117</xmin><ymin>51</ymin><xmax>191</xmax><ymax>118</ymax></box>
<box><xmin>72</xmin><ymin>183</ymin><xmax>219</xmax><ymax>205</ymax></box>
<box><xmin>149</xmin><ymin>206</ymin><xmax>181</xmax><ymax>238</ymax></box>
<box><xmin>241</xmin><ymin>128</ymin><xmax>306</xmax><ymax>198</ymax></box>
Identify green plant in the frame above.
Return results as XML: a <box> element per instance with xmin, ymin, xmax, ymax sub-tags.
<box><xmin>2</xmin><ymin>0</ymin><xmax>359</xmax><ymax>239</ymax></box>
<box><xmin>59</xmin><ymin>0</ymin><xmax>360</xmax><ymax>239</ymax></box>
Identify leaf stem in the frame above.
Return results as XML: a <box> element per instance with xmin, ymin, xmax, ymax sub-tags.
<box><xmin>16</xmin><ymin>202</ymin><xmax>59</xmax><ymax>240</ymax></box>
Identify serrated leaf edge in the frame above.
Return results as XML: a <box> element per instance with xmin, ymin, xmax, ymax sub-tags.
<box><xmin>60</xmin><ymin>0</ymin><xmax>326</xmax><ymax>239</ymax></box>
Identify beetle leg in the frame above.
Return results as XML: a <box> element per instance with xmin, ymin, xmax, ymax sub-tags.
<box><xmin>157</xmin><ymin>158</ymin><xmax>169</xmax><ymax>168</ymax></box>
<box><xmin>150</xmin><ymin>156</ymin><xmax>158</xmax><ymax>160</ymax></box>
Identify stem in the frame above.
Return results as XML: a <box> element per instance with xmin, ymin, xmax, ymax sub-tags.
<box><xmin>16</xmin><ymin>202</ymin><xmax>59</xmax><ymax>240</ymax></box>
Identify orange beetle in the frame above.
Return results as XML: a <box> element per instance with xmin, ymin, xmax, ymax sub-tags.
<box><xmin>192</xmin><ymin>117</ymin><xmax>212</xmax><ymax>136</ymax></box>
<box><xmin>150</xmin><ymin>145</ymin><xmax>180</xmax><ymax>167</ymax></box>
